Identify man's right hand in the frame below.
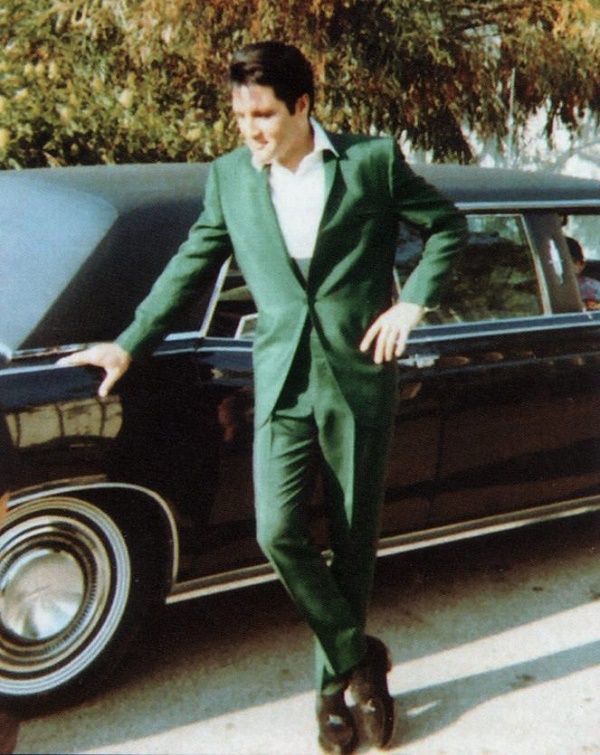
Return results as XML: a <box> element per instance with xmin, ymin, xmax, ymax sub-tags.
<box><xmin>57</xmin><ymin>343</ymin><xmax>132</xmax><ymax>398</ymax></box>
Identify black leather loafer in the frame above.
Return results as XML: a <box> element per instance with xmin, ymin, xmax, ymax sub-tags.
<box><xmin>349</xmin><ymin>636</ymin><xmax>395</xmax><ymax>748</ymax></box>
<box><xmin>316</xmin><ymin>689</ymin><xmax>358</xmax><ymax>754</ymax></box>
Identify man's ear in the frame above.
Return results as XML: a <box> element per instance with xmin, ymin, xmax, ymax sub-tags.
<box><xmin>295</xmin><ymin>93</ymin><xmax>311</xmax><ymax>116</ymax></box>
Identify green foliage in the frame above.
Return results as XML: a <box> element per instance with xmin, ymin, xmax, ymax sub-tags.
<box><xmin>0</xmin><ymin>0</ymin><xmax>234</xmax><ymax>167</ymax></box>
<box><xmin>1</xmin><ymin>0</ymin><xmax>599</xmax><ymax>168</ymax></box>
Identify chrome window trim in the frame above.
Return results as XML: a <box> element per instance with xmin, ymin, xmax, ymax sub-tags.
<box><xmin>195</xmin><ymin>310</ymin><xmax>600</xmax><ymax>352</ymax></box>
<box><xmin>456</xmin><ymin>200</ymin><xmax>600</xmax><ymax>212</ymax></box>
<box><xmin>198</xmin><ymin>257</ymin><xmax>234</xmax><ymax>338</ymax></box>
<box><xmin>5</xmin><ymin>312</ymin><xmax>599</xmax><ymax>377</ymax></box>
<box><xmin>163</xmin><ymin>331</ymin><xmax>205</xmax><ymax>342</ymax></box>
<box><xmin>520</xmin><ymin>213</ymin><xmax>553</xmax><ymax>314</ymax></box>
<box><xmin>407</xmin><ymin>310</ymin><xmax>600</xmax><ymax>346</ymax></box>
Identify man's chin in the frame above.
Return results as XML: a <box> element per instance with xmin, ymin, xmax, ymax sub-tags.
<box><xmin>249</xmin><ymin>146</ymin><xmax>273</xmax><ymax>167</ymax></box>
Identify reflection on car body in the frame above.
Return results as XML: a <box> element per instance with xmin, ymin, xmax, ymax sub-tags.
<box><xmin>1</xmin><ymin>162</ymin><xmax>600</xmax><ymax>710</ymax></box>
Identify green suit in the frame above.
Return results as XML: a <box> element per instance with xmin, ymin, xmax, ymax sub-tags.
<box><xmin>118</xmin><ymin>133</ymin><xmax>466</xmax><ymax>690</ymax></box>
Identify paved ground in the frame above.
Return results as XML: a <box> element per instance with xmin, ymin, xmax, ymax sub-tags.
<box><xmin>14</xmin><ymin>512</ymin><xmax>600</xmax><ymax>755</ymax></box>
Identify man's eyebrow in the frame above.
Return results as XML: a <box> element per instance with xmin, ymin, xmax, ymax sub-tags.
<box><xmin>234</xmin><ymin>107</ymin><xmax>276</xmax><ymax>116</ymax></box>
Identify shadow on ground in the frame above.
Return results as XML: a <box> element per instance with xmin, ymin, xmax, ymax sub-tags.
<box><xmin>15</xmin><ymin>512</ymin><xmax>600</xmax><ymax>754</ymax></box>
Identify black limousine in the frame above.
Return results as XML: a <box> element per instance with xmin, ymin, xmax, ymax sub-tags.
<box><xmin>1</xmin><ymin>162</ymin><xmax>600</xmax><ymax>709</ymax></box>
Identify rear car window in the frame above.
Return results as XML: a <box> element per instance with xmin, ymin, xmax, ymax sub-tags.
<box><xmin>395</xmin><ymin>214</ymin><xmax>544</xmax><ymax>324</ymax></box>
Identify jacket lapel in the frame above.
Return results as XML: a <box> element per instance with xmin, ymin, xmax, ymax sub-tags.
<box><xmin>322</xmin><ymin>148</ymin><xmax>340</xmax><ymax>212</ymax></box>
<box><xmin>249</xmin><ymin>163</ymin><xmax>308</xmax><ymax>288</ymax></box>
<box><xmin>308</xmin><ymin>145</ymin><xmax>346</xmax><ymax>284</ymax></box>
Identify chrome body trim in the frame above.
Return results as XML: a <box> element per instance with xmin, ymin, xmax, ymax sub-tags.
<box><xmin>26</xmin><ymin>312</ymin><xmax>592</xmax><ymax>369</ymax></box>
<box><xmin>165</xmin><ymin>494</ymin><xmax>600</xmax><ymax>604</ymax></box>
<box><xmin>8</xmin><ymin>481</ymin><xmax>180</xmax><ymax>584</ymax></box>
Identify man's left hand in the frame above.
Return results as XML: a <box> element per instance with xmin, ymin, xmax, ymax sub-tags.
<box><xmin>360</xmin><ymin>302</ymin><xmax>426</xmax><ymax>364</ymax></box>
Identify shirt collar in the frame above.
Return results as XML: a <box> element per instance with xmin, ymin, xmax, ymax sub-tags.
<box><xmin>311</xmin><ymin>118</ymin><xmax>338</xmax><ymax>158</ymax></box>
<box><xmin>251</xmin><ymin>118</ymin><xmax>338</xmax><ymax>171</ymax></box>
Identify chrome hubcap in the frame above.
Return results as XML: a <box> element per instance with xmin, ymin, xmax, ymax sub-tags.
<box><xmin>2</xmin><ymin>547</ymin><xmax>85</xmax><ymax>641</ymax></box>
<box><xmin>0</xmin><ymin>497</ymin><xmax>131</xmax><ymax>696</ymax></box>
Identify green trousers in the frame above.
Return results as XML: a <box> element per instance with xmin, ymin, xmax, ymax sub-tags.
<box><xmin>254</xmin><ymin>327</ymin><xmax>394</xmax><ymax>692</ymax></box>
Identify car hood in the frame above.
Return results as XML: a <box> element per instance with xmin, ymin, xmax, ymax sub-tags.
<box><xmin>1</xmin><ymin>171</ymin><xmax>118</xmax><ymax>362</ymax></box>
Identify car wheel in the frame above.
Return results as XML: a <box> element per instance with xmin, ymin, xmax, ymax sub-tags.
<box><xmin>0</xmin><ymin>494</ymin><xmax>158</xmax><ymax>710</ymax></box>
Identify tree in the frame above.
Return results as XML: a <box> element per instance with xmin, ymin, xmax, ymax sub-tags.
<box><xmin>0</xmin><ymin>0</ymin><xmax>598</xmax><ymax>167</ymax></box>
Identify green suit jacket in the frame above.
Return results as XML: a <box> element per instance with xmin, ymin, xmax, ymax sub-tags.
<box><xmin>118</xmin><ymin>133</ymin><xmax>466</xmax><ymax>427</ymax></box>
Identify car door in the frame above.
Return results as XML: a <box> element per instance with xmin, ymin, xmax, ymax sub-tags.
<box><xmin>395</xmin><ymin>211</ymin><xmax>600</xmax><ymax>528</ymax></box>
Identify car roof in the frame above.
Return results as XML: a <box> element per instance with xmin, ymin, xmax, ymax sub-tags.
<box><xmin>0</xmin><ymin>164</ymin><xmax>209</xmax><ymax>355</ymax></box>
<box><xmin>3</xmin><ymin>159</ymin><xmax>600</xmax><ymax>207</ymax></box>
<box><xmin>415</xmin><ymin>163</ymin><xmax>600</xmax><ymax>211</ymax></box>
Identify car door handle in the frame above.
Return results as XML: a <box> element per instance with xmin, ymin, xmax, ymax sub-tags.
<box><xmin>397</xmin><ymin>350</ymin><xmax>440</xmax><ymax>369</ymax></box>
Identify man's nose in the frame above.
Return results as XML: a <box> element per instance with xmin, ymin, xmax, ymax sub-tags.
<box><xmin>241</xmin><ymin>116</ymin><xmax>260</xmax><ymax>139</ymax></box>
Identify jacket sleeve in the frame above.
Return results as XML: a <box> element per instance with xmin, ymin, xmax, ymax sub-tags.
<box><xmin>117</xmin><ymin>163</ymin><xmax>233</xmax><ymax>358</ymax></box>
<box><xmin>389</xmin><ymin>141</ymin><xmax>467</xmax><ymax>308</ymax></box>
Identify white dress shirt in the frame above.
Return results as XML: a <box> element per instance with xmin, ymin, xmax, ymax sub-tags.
<box><xmin>265</xmin><ymin>120</ymin><xmax>337</xmax><ymax>277</ymax></box>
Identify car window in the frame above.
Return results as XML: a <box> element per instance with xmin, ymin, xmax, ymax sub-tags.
<box><xmin>207</xmin><ymin>214</ymin><xmax>545</xmax><ymax>340</ymax></box>
<box><xmin>395</xmin><ymin>214</ymin><xmax>544</xmax><ymax>324</ymax></box>
<box><xmin>564</xmin><ymin>214</ymin><xmax>600</xmax><ymax>262</ymax></box>
<box><xmin>558</xmin><ymin>213</ymin><xmax>600</xmax><ymax>311</ymax></box>
<box><xmin>205</xmin><ymin>261</ymin><xmax>256</xmax><ymax>338</ymax></box>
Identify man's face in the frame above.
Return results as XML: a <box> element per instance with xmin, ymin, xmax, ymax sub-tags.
<box><xmin>231</xmin><ymin>83</ymin><xmax>310</xmax><ymax>170</ymax></box>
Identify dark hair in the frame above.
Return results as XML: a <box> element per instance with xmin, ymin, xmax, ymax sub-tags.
<box><xmin>566</xmin><ymin>236</ymin><xmax>584</xmax><ymax>264</ymax></box>
<box><xmin>229</xmin><ymin>41</ymin><xmax>314</xmax><ymax>114</ymax></box>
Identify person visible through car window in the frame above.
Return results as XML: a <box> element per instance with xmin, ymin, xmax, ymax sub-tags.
<box><xmin>566</xmin><ymin>236</ymin><xmax>600</xmax><ymax>310</ymax></box>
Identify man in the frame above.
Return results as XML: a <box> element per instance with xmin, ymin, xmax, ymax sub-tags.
<box><xmin>566</xmin><ymin>235</ymin><xmax>600</xmax><ymax>310</ymax></box>
<box><xmin>60</xmin><ymin>42</ymin><xmax>466</xmax><ymax>753</ymax></box>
